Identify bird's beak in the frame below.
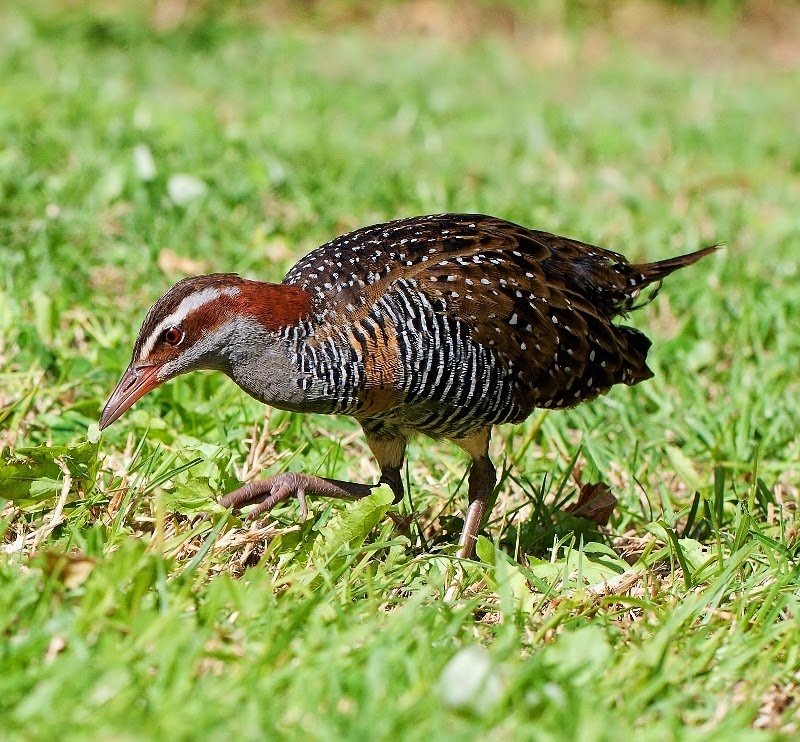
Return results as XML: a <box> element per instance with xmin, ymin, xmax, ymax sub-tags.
<box><xmin>99</xmin><ymin>364</ymin><xmax>164</xmax><ymax>430</ymax></box>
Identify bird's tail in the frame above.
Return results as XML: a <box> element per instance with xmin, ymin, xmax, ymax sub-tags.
<box><xmin>625</xmin><ymin>244</ymin><xmax>719</xmax><ymax>311</ymax></box>
<box><xmin>638</xmin><ymin>244</ymin><xmax>719</xmax><ymax>284</ymax></box>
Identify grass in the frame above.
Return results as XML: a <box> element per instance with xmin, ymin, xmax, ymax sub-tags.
<box><xmin>2</xmin><ymin>3</ymin><xmax>800</xmax><ymax>739</ymax></box>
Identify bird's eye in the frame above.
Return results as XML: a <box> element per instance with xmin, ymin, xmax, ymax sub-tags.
<box><xmin>162</xmin><ymin>326</ymin><xmax>184</xmax><ymax>346</ymax></box>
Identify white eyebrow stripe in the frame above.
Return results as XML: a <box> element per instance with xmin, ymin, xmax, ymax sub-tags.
<box><xmin>138</xmin><ymin>286</ymin><xmax>240</xmax><ymax>360</ymax></box>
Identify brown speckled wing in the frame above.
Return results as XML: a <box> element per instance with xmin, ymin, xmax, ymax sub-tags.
<box><xmin>284</xmin><ymin>214</ymin><xmax>704</xmax><ymax>417</ymax></box>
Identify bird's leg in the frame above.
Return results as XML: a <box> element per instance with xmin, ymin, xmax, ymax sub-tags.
<box><xmin>365</xmin><ymin>430</ymin><xmax>409</xmax><ymax>530</ymax></box>
<box><xmin>457</xmin><ymin>455</ymin><xmax>497</xmax><ymax>559</ymax></box>
<box><xmin>218</xmin><ymin>432</ymin><xmax>407</xmax><ymax>522</ymax></box>
<box><xmin>363</xmin><ymin>429</ymin><xmax>407</xmax><ymax>503</ymax></box>
<box><xmin>449</xmin><ymin>429</ymin><xmax>496</xmax><ymax>560</ymax></box>
<box><xmin>444</xmin><ymin>430</ymin><xmax>496</xmax><ymax>601</ymax></box>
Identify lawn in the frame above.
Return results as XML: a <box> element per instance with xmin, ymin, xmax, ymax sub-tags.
<box><xmin>2</xmin><ymin>2</ymin><xmax>800</xmax><ymax>739</ymax></box>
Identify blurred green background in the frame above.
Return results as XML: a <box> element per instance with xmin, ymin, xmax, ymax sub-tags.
<box><xmin>2</xmin><ymin>1</ymin><xmax>800</xmax><ymax>739</ymax></box>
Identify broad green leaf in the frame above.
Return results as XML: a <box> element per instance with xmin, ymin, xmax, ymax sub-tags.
<box><xmin>526</xmin><ymin>550</ymin><xmax>621</xmax><ymax>590</ymax></box>
<box><xmin>678</xmin><ymin>537</ymin><xmax>714</xmax><ymax>574</ymax></box>
<box><xmin>167</xmin><ymin>479</ymin><xmax>219</xmax><ymax>514</ymax></box>
<box><xmin>476</xmin><ymin>534</ymin><xmax>495</xmax><ymax>565</ymax></box>
<box><xmin>313</xmin><ymin>484</ymin><xmax>394</xmax><ymax>560</ymax></box>
<box><xmin>580</xmin><ymin>541</ymin><xmax>628</xmax><ymax>564</ymax></box>
<box><xmin>0</xmin><ymin>439</ymin><xmax>99</xmax><ymax>501</ymax></box>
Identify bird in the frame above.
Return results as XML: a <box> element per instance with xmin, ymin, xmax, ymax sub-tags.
<box><xmin>99</xmin><ymin>213</ymin><xmax>715</xmax><ymax>559</ymax></box>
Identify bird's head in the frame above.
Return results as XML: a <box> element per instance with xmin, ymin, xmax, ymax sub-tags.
<box><xmin>99</xmin><ymin>273</ymin><xmax>311</xmax><ymax>429</ymax></box>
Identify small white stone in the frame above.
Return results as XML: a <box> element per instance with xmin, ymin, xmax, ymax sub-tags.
<box><xmin>133</xmin><ymin>143</ymin><xmax>156</xmax><ymax>181</ymax></box>
<box><xmin>167</xmin><ymin>173</ymin><xmax>207</xmax><ymax>205</ymax></box>
<box><xmin>438</xmin><ymin>646</ymin><xmax>504</xmax><ymax>715</ymax></box>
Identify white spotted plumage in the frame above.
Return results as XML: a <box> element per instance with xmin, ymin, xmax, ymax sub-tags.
<box><xmin>279</xmin><ymin>213</ymin><xmax>715</xmax><ymax>439</ymax></box>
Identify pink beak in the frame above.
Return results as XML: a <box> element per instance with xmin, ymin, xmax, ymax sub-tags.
<box><xmin>99</xmin><ymin>364</ymin><xmax>164</xmax><ymax>429</ymax></box>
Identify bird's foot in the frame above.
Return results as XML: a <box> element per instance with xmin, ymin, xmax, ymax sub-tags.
<box><xmin>219</xmin><ymin>472</ymin><xmax>373</xmax><ymax>521</ymax></box>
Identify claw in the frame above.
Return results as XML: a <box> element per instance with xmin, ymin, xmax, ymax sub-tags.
<box><xmin>188</xmin><ymin>511</ymin><xmax>211</xmax><ymax>527</ymax></box>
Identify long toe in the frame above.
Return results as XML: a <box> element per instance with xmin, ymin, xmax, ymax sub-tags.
<box><xmin>219</xmin><ymin>480</ymin><xmax>273</xmax><ymax>510</ymax></box>
<box><xmin>245</xmin><ymin>483</ymin><xmax>296</xmax><ymax>520</ymax></box>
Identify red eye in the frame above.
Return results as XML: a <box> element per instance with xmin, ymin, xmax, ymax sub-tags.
<box><xmin>162</xmin><ymin>326</ymin><xmax>183</xmax><ymax>346</ymax></box>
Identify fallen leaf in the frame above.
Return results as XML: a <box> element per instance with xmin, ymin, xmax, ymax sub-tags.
<box><xmin>157</xmin><ymin>249</ymin><xmax>209</xmax><ymax>275</ymax></box>
<box><xmin>44</xmin><ymin>635</ymin><xmax>67</xmax><ymax>664</ymax></box>
<box><xmin>564</xmin><ymin>483</ymin><xmax>617</xmax><ymax>526</ymax></box>
<box><xmin>41</xmin><ymin>550</ymin><xmax>97</xmax><ymax>589</ymax></box>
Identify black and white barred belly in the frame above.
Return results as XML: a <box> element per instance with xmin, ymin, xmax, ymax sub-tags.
<box><xmin>287</xmin><ymin>278</ymin><xmax>525</xmax><ymax>440</ymax></box>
